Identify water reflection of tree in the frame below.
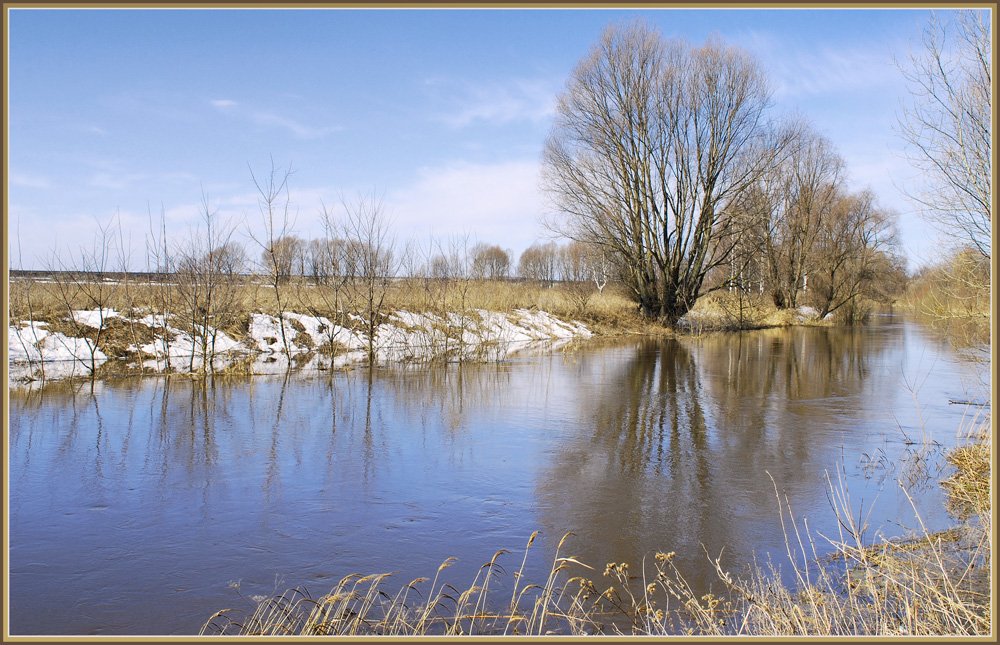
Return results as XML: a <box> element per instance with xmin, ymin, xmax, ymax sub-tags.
<box><xmin>536</xmin><ymin>326</ymin><xmax>901</xmax><ymax>601</ymax></box>
<box><xmin>536</xmin><ymin>338</ymin><xmax>726</xmax><ymax>598</ymax></box>
<box><xmin>378</xmin><ymin>362</ymin><xmax>515</xmax><ymax>437</ymax></box>
<box><xmin>697</xmin><ymin>326</ymin><xmax>880</xmax><ymax>401</ymax></box>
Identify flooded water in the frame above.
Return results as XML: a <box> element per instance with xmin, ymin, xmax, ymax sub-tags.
<box><xmin>7</xmin><ymin>315</ymin><xmax>984</xmax><ymax>635</ymax></box>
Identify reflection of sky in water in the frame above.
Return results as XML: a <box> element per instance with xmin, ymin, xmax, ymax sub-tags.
<box><xmin>7</xmin><ymin>316</ymin><xmax>980</xmax><ymax>635</ymax></box>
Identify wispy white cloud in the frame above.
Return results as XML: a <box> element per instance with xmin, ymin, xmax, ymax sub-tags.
<box><xmin>773</xmin><ymin>47</ymin><xmax>898</xmax><ymax>98</ymax></box>
<box><xmin>736</xmin><ymin>29</ymin><xmax>902</xmax><ymax>99</ymax></box>
<box><xmin>388</xmin><ymin>159</ymin><xmax>547</xmax><ymax>252</ymax></box>
<box><xmin>251</xmin><ymin>112</ymin><xmax>343</xmax><ymax>140</ymax></box>
<box><xmin>207</xmin><ymin>96</ymin><xmax>342</xmax><ymax>140</ymax></box>
<box><xmin>88</xmin><ymin>171</ymin><xmax>150</xmax><ymax>191</ymax></box>
<box><xmin>10</xmin><ymin>173</ymin><xmax>52</xmax><ymax>189</ymax></box>
<box><xmin>431</xmin><ymin>77</ymin><xmax>560</xmax><ymax>129</ymax></box>
<box><xmin>87</xmin><ymin>125</ymin><xmax>109</xmax><ymax>135</ymax></box>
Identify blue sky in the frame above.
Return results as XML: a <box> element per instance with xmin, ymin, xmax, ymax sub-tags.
<box><xmin>6</xmin><ymin>6</ymin><xmax>974</xmax><ymax>271</ymax></box>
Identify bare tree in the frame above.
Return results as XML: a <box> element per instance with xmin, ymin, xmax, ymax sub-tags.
<box><xmin>894</xmin><ymin>9</ymin><xmax>991</xmax><ymax>258</ymax></box>
<box><xmin>210</xmin><ymin>241</ymin><xmax>248</xmax><ymax>280</ymax></box>
<box><xmin>588</xmin><ymin>245</ymin><xmax>611</xmax><ymax>294</ymax></box>
<box><xmin>811</xmin><ymin>189</ymin><xmax>900</xmax><ymax>321</ymax></box>
<box><xmin>338</xmin><ymin>190</ymin><xmax>398</xmax><ymax>365</ymax></box>
<box><xmin>411</xmin><ymin>234</ymin><xmax>464</xmax><ymax>333</ymax></box>
<box><xmin>175</xmin><ymin>191</ymin><xmax>244</xmax><ymax>372</ymax></box>
<box><xmin>307</xmin><ymin>205</ymin><xmax>357</xmax><ymax>356</ymax></box>
<box><xmin>146</xmin><ymin>203</ymin><xmax>176</xmax><ymax>369</ymax></box>
<box><xmin>47</xmin><ymin>213</ymin><xmax>123</xmax><ymax>375</ymax></box>
<box><xmin>517</xmin><ymin>242</ymin><xmax>558</xmax><ymax>285</ymax></box>
<box><xmin>557</xmin><ymin>240</ymin><xmax>587</xmax><ymax>283</ymax></box>
<box><xmin>733</xmin><ymin>124</ymin><xmax>845</xmax><ymax>309</ymax></box>
<box><xmin>469</xmin><ymin>243</ymin><xmax>511</xmax><ymax>281</ymax></box>
<box><xmin>558</xmin><ymin>240</ymin><xmax>599</xmax><ymax>312</ymax></box>
<box><xmin>429</xmin><ymin>252</ymin><xmax>452</xmax><ymax>280</ymax></box>
<box><xmin>542</xmin><ymin>19</ymin><xmax>785</xmax><ymax>324</ymax></box>
<box><xmin>246</xmin><ymin>158</ymin><xmax>297</xmax><ymax>355</ymax></box>
<box><xmin>261</xmin><ymin>235</ymin><xmax>304</xmax><ymax>283</ymax></box>
<box><xmin>306</xmin><ymin>237</ymin><xmax>335</xmax><ymax>284</ymax></box>
<box><xmin>10</xmin><ymin>215</ymin><xmax>46</xmax><ymax>378</ymax></box>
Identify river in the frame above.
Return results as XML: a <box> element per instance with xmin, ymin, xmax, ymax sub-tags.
<box><xmin>7</xmin><ymin>315</ymin><xmax>983</xmax><ymax>635</ymax></box>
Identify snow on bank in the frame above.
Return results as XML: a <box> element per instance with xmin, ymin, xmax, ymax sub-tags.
<box><xmin>8</xmin><ymin>307</ymin><xmax>593</xmax><ymax>383</ymax></box>
<box><xmin>9</xmin><ymin>321</ymin><xmax>107</xmax><ymax>364</ymax></box>
<box><xmin>72</xmin><ymin>308</ymin><xmax>119</xmax><ymax>327</ymax></box>
<box><xmin>675</xmin><ymin>309</ymin><xmax>724</xmax><ymax>331</ymax></box>
<box><xmin>9</xmin><ymin>321</ymin><xmax>108</xmax><ymax>382</ymax></box>
<box><xmin>796</xmin><ymin>306</ymin><xmax>821</xmax><ymax>321</ymax></box>
<box><xmin>245</xmin><ymin>308</ymin><xmax>592</xmax><ymax>365</ymax></box>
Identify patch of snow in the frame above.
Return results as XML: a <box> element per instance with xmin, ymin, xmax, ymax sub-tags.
<box><xmin>136</xmin><ymin>323</ymin><xmax>243</xmax><ymax>369</ymax></box>
<box><xmin>138</xmin><ymin>314</ymin><xmax>172</xmax><ymax>329</ymax></box>
<box><xmin>513</xmin><ymin>309</ymin><xmax>581</xmax><ymax>339</ymax></box>
<box><xmin>9</xmin><ymin>322</ymin><xmax>50</xmax><ymax>362</ymax></box>
<box><xmin>9</xmin><ymin>358</ymin><xmax>96</xmax><ymax>383</ymax></box>
<box><xmin>390</xmin><ymin>310</ymin><xmax>440</xmax><ymax>329</ymax></box>
<box><xmin>208</xmin><ymin>329</ymin><xmax>242</xmax><ymax>353</ymax></box>
<box><xmin>39</xmin><ymin>333</ymin><xmax>106</xmax><ymax>364</ymax></box>
<box><xmin>283</xmin><ymin>312</ymin><xmax>336</xmax><ymax>348</ymax></box>
<box><xmin>72</xmin><ymin>309</ymin><xmax>120</xmax><ymax>327</ymax></box>
<box><xmin>249</xmin><ymin>314</ymin><xmax>303</xmax><ymax>354</ymax></box>
<box><xmin>9</xmin><ymin>306</ymin><xmax>593</xmax><ymax>381</ymax></box>
<box><xmin>331</xmin><ymin>325</ymin><xmax>367</xmax><ymax>350</ymax></box>
<box><xmin>676</xmin><ymin>309</ymin><xmax>723</xmax><ymax>330</ymax></box>
<box><xmin>796</xmin><ymin>306</ymin><xmax>820</xmax><ymax>321</ymax></box>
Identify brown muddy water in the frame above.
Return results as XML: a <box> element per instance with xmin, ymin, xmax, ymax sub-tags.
<box><xmin>7</xmin><ymin>315</ymin><xmax>985</xmax><ymax>635</ymax></box>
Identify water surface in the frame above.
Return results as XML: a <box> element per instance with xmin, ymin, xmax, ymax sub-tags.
<box><xmin>7</xmin><ymin>316</ymin><xmax>982</xmax><ymax>635</ymax></box>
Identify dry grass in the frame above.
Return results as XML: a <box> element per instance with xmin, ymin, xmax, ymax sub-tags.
<box><xmin>9</xmin><ymin>275</ymin><xmax>661</xmax><ymax>381</ymax></box>
<box><xmin>8</xmin><ymin>275</ymin><xmax>657</xmax><ymax>339</ymax></box>
<box><xmin>901</xmin><ymin>251</ymin><xmax>990</xmax><ymax>321</ymax></box>
<box><xmin>942</xmin><ymin>413</ymin><xmax>992</xmax><ymax>521</ymax></box>
<box><xmin>14</xmin><ymin>274</ymin><xmax>878</xmax><ymax>343</ymax></box>
<box><xmin>899</xmin><ymin>251</ymin><xmax>990</xmax><ymax>364</ymax></box>
<box><xmin>201</xmin><ymin>533</ymin><xmax>608</xmax><ymax>636</ymax></box>
<box><xmin>682</xmin><ymin>290</ymin><xmax>829</xmax><ymax>332</ymax></box>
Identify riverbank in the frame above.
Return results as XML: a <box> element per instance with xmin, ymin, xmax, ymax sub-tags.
<box><xmin>8</xmin><ymin>305</ymin><xmax>598</xmax><ymax>384</ymax></box>
<box><xmin>8</xmin><ymin>276</ymin><xmax>841</xmax><ymax>384</ymax></box>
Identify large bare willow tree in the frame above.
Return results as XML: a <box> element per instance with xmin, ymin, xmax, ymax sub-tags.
<box><xmin>542</xmin><ymin>19</ymin><xmax>783</xmax><ymax>324</ymax></box>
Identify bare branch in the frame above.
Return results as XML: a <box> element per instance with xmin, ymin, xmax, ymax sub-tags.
<box><xmin>894</xmin><ymin>9</ymin><xmax>991</xmax><ymax>259</ymax></box>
